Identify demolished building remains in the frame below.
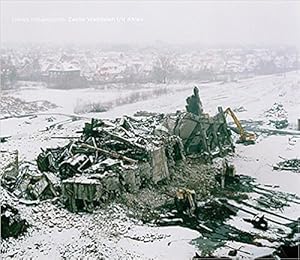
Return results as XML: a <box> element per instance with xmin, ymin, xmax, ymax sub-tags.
<box><xmin>2</xmin><ymin>87</ymin><xmax>234</xmax><ymax>214</ymax></box>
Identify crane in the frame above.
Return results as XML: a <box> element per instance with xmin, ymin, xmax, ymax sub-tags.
<box><xmin>224</xmin><ymin>107</ymin><xmax>256</xmax><ymax>144</ymax></box>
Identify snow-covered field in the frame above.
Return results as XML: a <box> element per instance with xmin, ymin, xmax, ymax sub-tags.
<box><xmin>1</xmin><ymin>71</ymin><xmax>300</xmax><ymax>259</ymax></box>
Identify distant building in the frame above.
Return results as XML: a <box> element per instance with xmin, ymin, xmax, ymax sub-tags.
<box><xmin>47</xmin><ymin>63</ymin><xmax>87</xmax><ymax>89</ymax></box>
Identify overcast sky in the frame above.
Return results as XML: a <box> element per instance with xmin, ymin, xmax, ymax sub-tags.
<box><xmin>1</xmin><ymin>1</ymin><xmax>300</xmax><ymax>46</ymax></box>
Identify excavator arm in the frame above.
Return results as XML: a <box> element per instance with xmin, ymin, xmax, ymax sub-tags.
<box><xmin>224</xmin><ymin>107</ymin><xmax>256</xmax><ymax>144</ymax></box>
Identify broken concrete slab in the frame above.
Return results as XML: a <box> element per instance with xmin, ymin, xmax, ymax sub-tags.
<box><xmin>62</xmin><ymin>176</ymin><xmax>103</xmax><ymax>212</ymax></box>
<box><xmin>26</xmin><ymin>87</ymin><xmax>234</xmax><ymax>212</ymax></box>
<box><xmin>173</xmin><ymin>109</ymin><xmax>233</xmax><ymax>157</ymax></box>
<box><xmin>150</xmin><ymin>146</ymin><xmax>170</xmax><ymax>184</ymax></box>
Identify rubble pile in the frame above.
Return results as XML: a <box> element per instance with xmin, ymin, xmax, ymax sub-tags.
<box><xmin>1</xmin><ymin>88</ymin><xmax>234</xmax><ymax>215</ymax></box>
<box><xmin>265</xmin><ymin>102</ymin><xmax>288</xmax><ymax>129</ymax></box>
<box><xmin>36</xmin><ymin>115</ymin><xmax>186</xmax><ymax>212</ymax></box>
<box><xmin>1</xmin><ymin>187</ymin><xmax>29</xmax><ymax>239</ymax></box>
<box><xmin>34</xmin><ymin>103</ymin><xmax>232</xmax><ymax>212</ymax></box>
<box><xmin>1</xmin><ymin>151</ymin><xmax>60</xmax><ymax>201</ymax></box>
<box><xmin>175</xmin><ymin>87</ymin><xmax>234</xmax><ymax>156</ymax></box>
<box><xmin>0</xmin><ymin>151</ymin><xmax>19</xmax><ymax>189</ymax></box>
<box><xmin>173</xmin><ymin>108</ymin><xmax>234</xmax><ymax>156</ymax></box>
<box><xmin>0</xmin><ymin>95</ymin><xmax>57</xmax><ymax>118</ymax></box>
<box><xmin>14</xmin><ymin>163</ymin><xmax>60</xmax><ymax>200</ymax></box>
<box><xmin>273</xmin><ymin>159</ymin><xmax>300</xmax><ymax>172</ymax></box>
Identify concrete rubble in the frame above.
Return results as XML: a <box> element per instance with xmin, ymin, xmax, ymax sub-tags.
<box><xmin>35</xmin><ymin>114</ymin><xmax>187</xmax><ymax>212</ymax></box>
<box><xmin>1</xmin><ymin>153</ymin><xmax>60</xmax><ymax>202</ymax></box>
<box><xmin>160</xmin><ymin>87</ymin><xmax>234</xmax><ymax>157</ymax></box>
<box><xmin>1</xmin><ymin>87</ymin><xmax>234</xmax><ymax>216</ymax></box>
<box><xmin>173</xmin><ymin>108</ymin><xmax>233</xmax><ymax>157</ymax></box>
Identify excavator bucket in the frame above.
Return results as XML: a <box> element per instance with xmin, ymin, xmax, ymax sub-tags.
<box><xmin>237</xmin><ymin>132</ymin><xmax>256</xmax><ymax>145</ymax></box>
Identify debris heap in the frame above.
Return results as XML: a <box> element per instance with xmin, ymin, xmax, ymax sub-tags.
<box><xmin>0</xmin><ymin>95</ymin><xmax>57</xmax><ymax>118</ymax></box>
<box><xmin>265</xmin><ymin>102</ymin><xmax>288</xmax><ymax>129</ymax></box>
<box><xmin>173</xmin><ymin>107</ymin><xmax>233</xmax><ymax>157</ymax></box>
<box><xmin>1</xmin><ymin>151</ymin><xmax>60</xmax><ymax>201</ymax></box>
<box><xmin>273</xmin><ymin>159</ymin><xmax>300</xmax><ymax>172</ymax></box>
<box><xmin>36</xmin><ymin>115</ymin><xmax>185</xmax><ymax>212</ymax></box>
<box><xmin>1</xmin><ymin>187</ymin><xmax>28</xmax><ymax>239</ymax></box>
<box><xmin>1</xmin><ymin>87</ymin><xmax>234</xmax><ymax>214</ymax></box>
<box><xmin>173</xmin><ymin>87</ymin><xmax>234</xmax><ymax>157</ymax></box>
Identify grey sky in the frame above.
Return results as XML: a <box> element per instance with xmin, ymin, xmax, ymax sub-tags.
<box><xmin>1</xmin><ymin>1</ymin><xmax>300</xmax><ymax>45</ymax></box>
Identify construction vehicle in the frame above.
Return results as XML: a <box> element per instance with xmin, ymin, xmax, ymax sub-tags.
<box><xmin>224</xmin><ymin>107</ymin><xmax>256</xmax><ymax>144</ymax></box>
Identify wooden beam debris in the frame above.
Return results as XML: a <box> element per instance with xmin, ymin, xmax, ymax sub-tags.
<box><xmin>81</xmin><ymin>143</ymin><xmax>138</xmax><ymax>164</ymax></box>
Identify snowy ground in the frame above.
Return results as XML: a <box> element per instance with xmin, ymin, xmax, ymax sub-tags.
<box><xmin>1</xmin><ymin>71</ymin><xmax>300</xmax><ymax>259</ymax></box>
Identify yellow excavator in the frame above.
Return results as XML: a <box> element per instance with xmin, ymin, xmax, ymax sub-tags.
<box><xmin>224</xmin><ymin>107</ymin><xmax>256</xmax><ymax>145</ymax></box>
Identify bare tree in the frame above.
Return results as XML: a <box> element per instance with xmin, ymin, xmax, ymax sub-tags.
<box><xmin>152</xmin><ymin>55</ymin><xmax>175</xmax><ymax>83</ymax></box>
